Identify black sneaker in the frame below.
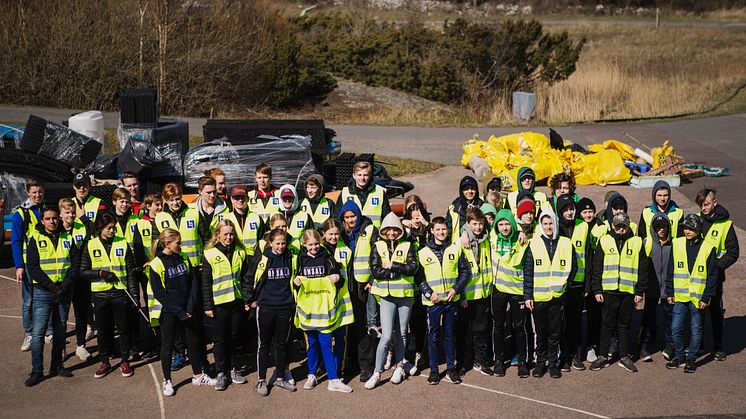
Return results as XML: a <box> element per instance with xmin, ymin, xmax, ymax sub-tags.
<box><xmin>714</xmin><ymin>350</ymin><xmax>727</xmax><ymax>361</ymax></box>
<box><xmin>608</xmin><ymin>337</ymin><xmax>619</xmax><ymax>358</ymax></box>
<box><xmin>359</xmin><ymin>369</ymin><xmax>373</xmax><ymax>382</ymax></box>
<box><xmin>49</xmin><ymin>367</ymin><xmax>73</xmax><ymax>378</ymax></box>
<box><xmin>493</xmin><ymin>361</ymin><xmax>506</xmax><ymax>377</ymax></box>
<box><xmin>589</xmin><ymin>356</ymin><xmax>608</xmax><ymax>371</ymax></box>
<box><xmin>457</xmin><ymin>366</ymin><xmax>467</xmax><ymax>378</ymax></box>
<box><xmin>517</xmin><ymin>362</ymin><xmax>530</xmax><ymax>378</ymax></box>
<box><xmin>25</xmin><ymin>371</ymin><xmax>44</xmax><ymax>387</ymax></box>
<box><xmin>684</xmin><ymin>360</ymin><xmax>697</xmax><ymax>373</ymax></box>
<box><xmin>549</xmin><ymin>365</ymin><xmax>562</xmax><ymax>379</ymax></box>
<box><xmin>571</xmin><ymin>356</ymin><xmax>586</xmax><ymax>371</ymax></box>
<box><xmin>532</xmin><ymin>364</ymin><xmax>546</xmax><ymax>378</ymax></box>
<box><xmin>444</xmin><ymin>369</ymin><xmax>461</xmax><ymax>384</ymax></box>
<box><xmin>473</xmin><ymin>362</ymin><xmax>494</xmax><ymax>376</ymax></box>
<box><xmin>662</xmin><ymin>343</ymin><xmax>675</xmax><ymax>361</ymax></box>
<box><xmin>618</xmin><ymin>356</ymin><xmax>638</xmax><ymax>373</ymax></box>
<box><xmin>427</xmin><ymin>370</ymin><xmax>440</xmax><ymax>385</ymax></box>
<box><xmin>666</xmin><ymin>358</ymin><xmax>682</xmax><ymax>369</ymax></box>
<box><xmin>560</xmin><ymin>360</ymin><xmax>571</xmax><ymax>372</ymax></box>
<box><xmin>639</xmin><ymin>345</ymin><xmax>652</xmax><ymax>362</ymax></box>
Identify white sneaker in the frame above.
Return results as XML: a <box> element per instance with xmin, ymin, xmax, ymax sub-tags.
<box><xmin>364</xmin><ymin>372</ymin><xmax>380</xmax><ymax>390</ymax></box>
<box><xmin>587</xmin><ymin>347</ymin><xmax>598</xmax><ymax>363</ymax></box>
<box><xmin>192</xmin><ymin>374</ymin><xmax>217</xmax><ymax>386</ymax></box>
<box><xmin>85</xmin><ymin>326</ymin><xmax>95</xmax><ymax>341</ymax></box>
<box><xmin>231</xmin><ymin>369</ymin><xmax>246</xmax><ymax>384</ymax></box>
<box><xmin>304</xmin><ymin>374</ymin><xmax>317</xmax><ymax>390</ymax></box>
<box><xmin>163</xmin><ymin>379</ymin><xmax>175</xmax><ymax>397</ymax></box>
<box><xmin>45</xmin><ymin>335</ymin><xmax>52</xmax><ymax>344</ymax></box>
<box><xmin>384</xmin><ymin>352</ymin><xmax>393</xmax><ymax>370</ymax></box>
<box><xmin>21</xmin><ymin>336</ymin><xmax>32</xmax><ymax>352</ymax></box>
<box><xmin>391</xmin><ymin>366</ymin><xmax>405</xmax><ymax>384</ymax></box>
<box><xmin>283</xmin><ymin>369</ymin><xmax>295</xmax><ymax>386</ymax></box>
<box><xmin>327</xmin><ymin>378</ymin><xmax>352</xmax><ymax>393</ymax></box>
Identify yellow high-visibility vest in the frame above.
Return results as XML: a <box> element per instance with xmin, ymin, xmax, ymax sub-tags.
<box><xmin>493</xmin><ymin>241</ymin><xmax>528</xmax><ymax>296</ymax></box>
<box><xmin>247</xmin><ymin>190</ymin><xmax>281</xmax><ymax>222</ymax></box>
<box><xmin>641</xmin><ymin>207</ymin><xmax>683</xmax><ymax>240</ymax></box>
<box><xmin>370</xmin><ymin>240</ymin><xmax>414</xmax><ymax>298</ymax></box>
<box><xmin>87</xmin><ymin>236</ymin><xmax>128</xmax><ymax>293</ymax></box>
<box><xmin>29</xmin><ymin>230</ymin><xmax>73</xmax><ymax>285</ymax></box>
<box><xmin>299</xmin><ymin>198</ymin><xmax>332</xmax><ymax>229</ymax></box>
<box><xmin>529</xmin><ymin>236</ymin><xmax>573</xmax><ymax>302</ymax></box>
<box><xmin>672</xmin><ymin>237</ymin><xmax>714</xmax><ymax>306</ymax></box>
<box><xmin>146</xmin><ymin>255</ymin><xmax>191</xmax><ymax>326</ymax></box>
<box><xmin>418</xmin><ymin>244</ymin><xmax>462</xmax><ymax>306</ymax></box>
<box><xmin>463</xmin><ymin>239</ymin><xmax>493</xmax><ymax>300</ymax></box>
<box><xmin>341</xmin><ymin>186</ymin><xmax>385</xmax><ymax>228</ymax></box>
<box><xmin>155</xmin><ymin>209</ymin><xmax>202</xmax><ymax>265</ymax></box>
<box><xmin>599</xmin><ymin>235</ymin><xmax>642</xmax><ymax>294</ymax></box>
<box><xmin>204</xmin><ymin>246</ymin><xmax>246</xmax><ymax>305</ymax></box>
<box><xmin>222</xmin><ymin>212</ymin><xmax>262</xmax><ymax>256</ymax></box>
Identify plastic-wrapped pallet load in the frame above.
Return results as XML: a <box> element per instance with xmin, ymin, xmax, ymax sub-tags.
<box><xmin>184</xmin><ymin>136</ymin><xmax>316</xmax><ymax>189</ymax></box>
<box><xmin>0</xmin><ymin>173</ymin><xmax>31</xmax><ymax>215</ymax></box>
<box><xmin>21</xmin><ymin>115</ymin><xmax>102</xmax><ymax>168</ymax></box>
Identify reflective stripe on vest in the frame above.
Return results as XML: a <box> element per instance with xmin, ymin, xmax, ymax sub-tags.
<box><xmin>493</xmin><ymin>241</ymin><xmax>528</xmax><ymax>296</ymax></box>
<box><xmin>88</xmin><ymin>236</ymin><xmax>128</xmax><ymax>292</ymax></box>
<box><xmin>599</xmin><ymin>235</ymin><xmax>642</xmax><ymax>294</ymax></box>
<box><xmin>463</xmin><ymin>239</ymin><xmax>493</xmax><ymax>300</ymax></box>
<box><xmin>418</xmin><ymin>244</ymin><xmax>462</xmax><ymax>306</ymax></box>
<box><xmin>569</xmin><ymin>220</ymin><xmax>589</xmax><ymax>283</ymax></box>
<box><xmin>672</xmin><ymin>237</ymin><xmax>714</xmax><ymax>306</ymax></box>
<box><xmin>299</xmin><ymin>198</ymin><xmax>332</xmax><ymax>229</ymax></box>
<box><xmin>223</xmin><ymin>212</ymin><xmax>261</xmax><ymax>256</ymax></box>
<box><xmin>642</xmin><ymin>207</ymin><xmax>683</xmax><ymax>241</ymax></box>
<box><xmin>352</xmin><ymin>225</ymin><xmax>375</xmax><ymax>283</ymax></box>
<box><xmin>30</xmin><ymin>231</ymin><xmax>73</xmax><ymax>285</ymax></box>
<box><xmin>529</xmin><ymin>236</ymin><xmax>572</xmax><ymax>302</ymax></box>
<box><xmin>370</xmin><ymin>240</ymin><xmax>414</xmax><ymax>298</ymax></box>
<box><xmin>155</xmin><ymin>209</ymin><xmax>202</xmax><ymax>265</ymax></box>
<box><xmin>247</xmin><ymin>190</ymin><xmax>281</xmax><ymax>222</ymax></box>
<box><xmin>204</xmin><ymin>246</ymin><xmax>246</xmax><ymax>305</ymax></box>
<box><xmin>341</xmin><ymin>186</ymin><xmax>385</xmax><ymax>228</ymax></box>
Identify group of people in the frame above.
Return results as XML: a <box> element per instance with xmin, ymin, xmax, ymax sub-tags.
<box><xmin>12</xmin><ymin>160</ymin><xmax>738</xmax><ymax>397</ymax></box>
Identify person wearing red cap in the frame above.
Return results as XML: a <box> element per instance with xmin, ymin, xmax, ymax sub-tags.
<box><xmin>515</xmin><ymin>192</ymin><xmax>537</xmax><ymax>244</ymax></box>
<box><xmin>223</xmin><ymin>185</ymin><xmax>264</xmax><ymax>257</ymax></box>
<box><xmin>507</xmin><ymin>167</ymin><xmax>547</xmax><ymax>217</ymax></box>
<box><xmin>278</xmin><ymin>184</ymin><xmax>313</xmax><ymax>254</ymax></box>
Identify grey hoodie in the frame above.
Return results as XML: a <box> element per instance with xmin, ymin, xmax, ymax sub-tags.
<box><xmin>647</xmin><ymin>212</ymin><xmax>672</xmax><ymax>298</ymax></box>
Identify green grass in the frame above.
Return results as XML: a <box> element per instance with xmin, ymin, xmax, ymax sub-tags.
<box><xmin>376</xmin><ymin>155</ymin><xmax>443</xmax><ymax>177</ymax></box>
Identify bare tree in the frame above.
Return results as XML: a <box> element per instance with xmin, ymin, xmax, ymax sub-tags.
<box><xmin>155</xmin><ymin>0</ymin><xmax>170</xmax><ymax>107</ymax></box>
<box><xmin>138</xmin><ymin>0</ymin><xmax>148</xmax><ymax>85</ymax></box>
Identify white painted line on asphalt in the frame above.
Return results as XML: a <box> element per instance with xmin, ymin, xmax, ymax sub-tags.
<box><xmin>148</xmin><ymin>363</ymin><xmax>166</xmax><ymax>419</ymax></box>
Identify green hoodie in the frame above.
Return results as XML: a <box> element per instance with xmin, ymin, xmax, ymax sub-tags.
<box><xmin>491</xmin><ymin>208</ymin><xmax>518</xmax><ymax>256</ymax></box>
<box><xmin>480</xmin><ymin>203</ymin><xmax>497</xmax><ymax>231</ymax></box>
<box><xmin>516</xmin><ymin>167</ymin><xmax>536</xmax><ymax>194</ymax></box>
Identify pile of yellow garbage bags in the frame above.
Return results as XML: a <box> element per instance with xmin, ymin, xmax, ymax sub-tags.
<box><xmin>461</xmin><ymin>132</ymin><xmax>673</xmax><ymax>190</ymax></box>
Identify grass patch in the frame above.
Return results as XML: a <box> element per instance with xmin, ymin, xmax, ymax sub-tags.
<box><xmin>376</xmin><ymin>155</ymin><xmax>444</xmax><ymax>177</ymax></box>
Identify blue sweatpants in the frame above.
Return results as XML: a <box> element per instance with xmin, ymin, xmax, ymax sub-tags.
<box><xmin>306</xmin><ymin>327</ymin><xmax>346</xmax><ymax>380</ymax></box>
<box><xmin>427</xmin><ymin>302</ymin><xmax>458</xmax><ymax>372</ymax></box>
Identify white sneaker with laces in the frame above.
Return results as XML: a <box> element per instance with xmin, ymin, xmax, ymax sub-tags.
<box><xmin>21</xmin><ymin>335</ymin><xmax>32</xmax><ymax>352</ymax></box>
<box><xmin>304</xmin><ymin>374</ymin><xmax>317</xmax><ymax>390</ymax></box>
<box><xmin>364</xmin><ymin>372</ymin><xmax>380</xmax><ymax>390</ymax></box>
<box><xmin>85</xmin><ymin>326</ymin><xmax>95</xmax><ymax>341</ymax></box>
<box><xmin>327</xmin><ymin>378</ymin><xmax>352</xmax><ymax>393</ymax></box>
<box><xmin>163</xmin><ymin>379</ymin><xmax>175</xmax><ymax>397</ymax></box>
<box><xmin>384</xmin><ymin>352</ymin><xmax>393</xmax><ymax>370</ymax></box>
<box><xmin>192</xmin><ymin>374</ymin><xmax>217</xmax><ymax>386</ymax></box>
<box><xmin>391</xmin><ymin>366</ymin><xmax>405</xmax><ymax>384</ymax></box>
<box><xmin>283</xmin><ymin>369</ymin><xmax>295</xmax><ymax>386</ymax></box>
<box><xmin>231</xmin><ymin>369</ymin><xmax>246</xmax><ymax>384</ymax></box>
<box><xmin>76</xmin><ymin>345</ymin><xmax>91</xmax><ymax>361</ymax></box>
<box><xmin>587</xmin><ymin>347</ymin><xmax>598</xmax><ymax>363</ymax></box>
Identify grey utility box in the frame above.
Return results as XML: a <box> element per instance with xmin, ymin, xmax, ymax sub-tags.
<box><xmin>512</xmin><ymin>91</ymin><xmax>536</xmax><ymax>121</ymax></box>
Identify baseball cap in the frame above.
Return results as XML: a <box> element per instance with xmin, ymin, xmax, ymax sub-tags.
<box><xmin>612</xmin><ymin>212</ymin><xmax>630</xmax><ymax>228</ymax></box>
<box><xmin>73</xmin><ymin>173</ymin><xmax>91</xmax><ymax>187</ymax></box>
<box><xmin>281</xmin><ymin>189</ymin><xmax>295</xmax><ymax>199</ymax></box>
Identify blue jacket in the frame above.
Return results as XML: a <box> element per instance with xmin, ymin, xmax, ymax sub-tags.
<box><xmin>11</xmin><ymin>201</ymin><xmax>43</xmax><ymax>269</ymax></box>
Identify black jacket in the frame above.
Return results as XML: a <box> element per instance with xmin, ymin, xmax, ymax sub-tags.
<box><xmin>200</xmin><ymin>242</ymin><xmax>252</xmax><ymax>310</ymax></box>
<box><xmin>591</xmin><ymin>229</ymin><xmax>649</xmax><ymax>296</ymax></box>
<box><xmin>701</xmin><ymin>204</ymin><xmax>740</xmax><ymax>277</ymax></box>
<box><xmin>149</xmin><ymin>251</ymin><xmax>197</xmax><ymax>320</ymax></box>
<box><xmin>523</xmin><ymin>235</ymin><xmax>578</xmax><ymax>300</ymax></box>
<box><xmin>665</xmin><ymin>236</ymin><xmax>718</xmax><ymax>304</ymax></box>
<box><xmin>417</xmin><ymin>237</ymin><xmax>470</xmax><ymax>297</ymax></box>
<box><xmin>26</xmin><ymin>225</ymin><xmax>79</xmax><ymax>294</ymax></box>
<box><xmin>446</xmin><ymin>176</ymin><xmax>484</xmax><ymax>237</ymax></box>
<box><xmin>79</xmin><ymin>235</ymin><xmax>139</xmax><ymax>301</ymax></box>
<box><xmin>370</xmin><ymin>237</ymin><xmax>418</xmax><ymax>283</ymax></box>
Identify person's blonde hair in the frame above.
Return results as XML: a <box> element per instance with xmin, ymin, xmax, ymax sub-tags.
<box><xmin>152</xmin><ymin>228</ymin><xmax>181</xmax><ymax>260</ymax></box>
<box><xmin>205</xmin><ymin>219</ymin><xmax>237</xmax><ymax>250</ymax></box>
<box><xmin>58</xmin><ymin>198</ymin><xmax>75</xmax><ymax>211</ymax></box>
<box><xmin>112</xmin><ymin>187</ymin><xmax>131</xmax><ymax>202</ymax></box>
<box><xmin>268</xmin><ymin>213</ymin><xmax>287</xmax><ymax>229</ymax></box>
<box><xmin>353</xmin><ymin>161</ymin><xmax>372</xmax><ymax>174</ymax></box>
<box><xmin>301</xmin><ymin>229</ymin><xmax>322</xmax><ymax>246</ymax></box>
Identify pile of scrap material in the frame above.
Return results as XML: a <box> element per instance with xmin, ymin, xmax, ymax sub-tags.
<box><xmin>460</xmin><ymin>131</ymin><xmax>693</xmax><ymax>190</ymax></box>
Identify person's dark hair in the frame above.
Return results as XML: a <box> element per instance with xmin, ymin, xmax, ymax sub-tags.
<box><xmin>466</xmin><ymin>208</ymin><xmax>486</xmax><ymax>223</ymax></box>
<box><xmin>41</xmin><ymin>206</ymin><xmax>59</xmax><ymax>217</ymax></box>
<box><xmin>404</xmin><ymin>202</ymin><xmax>430</xmax><ymax>222</ymax></box>
<box><xmin>549</xmin><ymin>172</ymin><xmax>576</xmax><ymax>194</ymax></box>
<box><xmin>431</xmin><ymin>216</ymin><xmax>447</xmax><ymax>227</ymax></box>
<box><xmin>198</xmin><ymin>176</ymin><xmax>216</xmax><ymax>191</ymax></box>
<box><xmin>121</xmin><ymin>171</ymin><xmax>138</xmax><ymax>181</ymax></box>
<box><xmin>26</xmin><ymin>178</ymin><xmax>44</xmax><ymax>192</ymax></box>
<box><xmin>695</xmin><ymin>188</ymin><xmax>717</xmax><ymax>207</ymax></box>
<box><xmin>255</xmin><ymin>162</ymin><xmax>272</xmax><ymax>177</ymax></box>
<box><xmin>95</xmin><ymin>212</ymin><xmax>117</xmax><ymax>233</ymax></box>
<box><xmin>266</xmin><ymin>228</ymin><xmax>287</xmax><ymax>245</ymax></box>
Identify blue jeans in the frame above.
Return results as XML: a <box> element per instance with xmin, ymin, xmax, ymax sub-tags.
<box><xmin>366</xmin><ymin>293</ymin><xmax>379</xmax><ymax>328</ymax></box>
<box><xmin>374</xmin><ymin>296</ymin><xmax>412</xmax><ymax>373</ymax></box>
<box><xmin>31</xmin><ymin>287</ymin><xmax>68</xmax><ymax>372</ymax></box>
<box><xmin>427</xmin><ymin>302</ymin><xmax>458</xmax><ymax>372</ymax></box>
<box><xmin>306</xmin><ymin>327</ymin><xmax>346</xmax><ymax>380</ymax></box>
<box><xmin>672</xmin><ymin>302</ymin><xmax>704</xmax><ymax>362</ymax></box>
<box><xmin>21</xmin><ymin>274</ymin><xmax>53</xmax><ymax>337</ymax></box>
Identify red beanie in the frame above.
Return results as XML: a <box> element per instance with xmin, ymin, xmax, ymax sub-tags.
<box><xmin>516</xmin><ymin>199</ymin><xmax>536</xmax><ymax>218</ymax></box>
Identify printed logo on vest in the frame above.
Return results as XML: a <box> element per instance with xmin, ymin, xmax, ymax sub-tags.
<box><xmin>296</xmin><ymin>220</ymin><xmax>304</xmax><ymax>229</ymax></box>
<box><xmin>186</xmin><ymin>220</ymin><xmax>195</xmax><ymax>229</ymax></box>
<box><xmin>576</xmin><ymin>240</ymin><xmax>582</xmax><ymax>247</ymax></box>
<box><xmin>711</xmin><ymin>230</ymin><xmax>719</xmax><ymax>237</ymax></box>
<box><xmin>63</xmin><ymin>240</ymin><xmax>71</xmax><ymax>249</ymax></box>
<box><xmin>75</xmin><ymin>234</ymin><xmax>84</xmax><ymax>242</ymax></box>
<box><xmin>130</xmin><ymin>224</ymin><xmax>136</xmax><ymax>233</ymax></box>
<box><xmin>93</xmin><ymin>249</ymin><xmax>101</xmax><ymax>258</ymax></box>
<box><xmin>143</xmin><ymin>229</ymin><xmax>150</xmax><ymax>237</ymax></box>
<box><xmin>161</xmin><ymin>221</ymin><xmax>169</xmax><ymax>228</ymax></box>
<box><xmin>448</xmin><ymin>253</ymin><xmax>455</xmax><ymax>260</ymax></box>
<box><xmin>395</xmin><ymin>250</ymin><xmax>403</xmax><ymax>257</ymax></box>
<box><xmin>372</xmin><ymin>197</ymin><xmax>380</xmax><ymax>206</ymax></box>
<box><xmin>115</xmin><ymin>248</ymin><xmax>124</xmax><ymax>257</ymax></box>
<box><xmin>697</xmin><ymin>265</ymin><xmax>705</xmax><ymax>272</ymax></box>
<box><xmin>322</xmin><ymin>207</ymin><xmax>329</xmax><ymax>215</ymax></box>
<box><xmin>626</xmin><ymin>248</ymin><xmax>634</xmax><ymax>255</ymax></box>
<box><xmin>39</xmin><ymin>240</ymin><xmax>48</xmax><ymax>248</ymax></box>
<box><xmin>217</xmin><ymin>214</ymin><xmax>224</xmax><ymax>221</ymax></box>
<box><xmin>249</xmin><ymin>222</ymin><xmax>258</xmax><ymax>230</ymax></box>
<box><xmin>271</xmin><ymin>198</ymin><xmax>279</xmax><ymax>205</ymax></box>
<box><xmin>560</xmin><ymin>259</ymin><xmax>566</xmax><ymax>267</ymax></box>
<box><xmin>339</xmin><ymin>251</ymin><xmax>348</xmax><ymax>259</ymax></box>
<box><xmin>678</xmin><ymin>261</ymin><xmax>685</xmax><ymax>268</ymax></box>
<box><xmin>535</xmin><ymin>259</ymin><xmax>542</xmax><ymax>266</ymax></box>
<box><xmin>86</xmin><ymin>210</ymin><xmax>95</xmax><ymax>219</ymax></box>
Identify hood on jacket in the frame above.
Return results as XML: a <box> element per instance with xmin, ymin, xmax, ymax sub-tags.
<box><xmin>278</xmin><ymin>184</ymin><xmax>300</xmax><ymax>212</ymax></box>
<box><xmin>650</xmin><ymin>180</ymin><xmax>678</xmax><ymax>213</ymax></box>
<box><xmin>195</xmin><ymin>195</ymin><xmax>227</xmax><ymax>216</ymax></box>
<box><xmin>458</xmin><ymin>176</ymin><xmax>478</xmax><ymax>200</ymax></box>
<box><xmin>604</xmin><ymin>193</ymin><xmax>628</xmax><ymax>226</ymax></box>
<box><xmin>649</xmin><ymin>211</ymin><xmax>671</xmax><ymax>242</ymax></box>
<box><xmin>451</xmin><ymin>175</ymin><xmax>483</xmax><ymax>212</ymax></box>
<box><xmin>379</xmin><ymin>212</ymin><xmax>403</xmax><ymax>240</ymax></box>
<box><xmin>304</xmin><ymin>174</ymin><xmax>326</xmax><ymax>199</ymax></box>
<box><xmin>495</xmin><ymin>208</ymin><xmax>518</xmax><ymax>242</ymax></box>
<box><xmin>338</xmin><ymin>199</ymin><xmax>366</xmax><ymax>244</ymax></box>
<box><xmin>537</xmin><ymin>209</ymin><xmax>558</xmax><ymax>240</ymax></box>
<box><xmin>485</xmin><ymin>177</ymin><xmax>502</xmax><ymax>194</ymax></box>
<box><xmin>516</xmin><ymin>167</ymin><xmax>536</xmax><ymax>193</ymax></box>
<box><xmin>480</xmin><ymin>203</ymin><xmax>497</xmax><ymax>224</ymax></box>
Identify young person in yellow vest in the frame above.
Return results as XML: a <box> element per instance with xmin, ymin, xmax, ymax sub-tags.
<box><xmin>192</xmin><ymin>176</ymin><xmax>229</xmax><ymax>235</ymax></box>
<box><xmin>696</xmin><ymin>188</ymin><xmax>739</xmax><ymax>362</ymax></box>
<box><xmin>243</xmin><ymin>228</ymin><xmax>298</xmax><ymax>396</ymax></box>
<box><xmin>223</xmin><ymin>185</ymin><xmax>264</xmax><ymax>257</ymax></box>
<box><xmin>11</xmin><ymin>178</ymin><xmax>47</xmax><ymax>352</ymax></box>
<box><xmin>664</xmin><ymin>214</ymin><xmax>718</xmax><ymax>373</ymax></box>
<box><xmin>294</xmin><ymin>229</ymin><xmax>354</xmax><ymax>393</ymax></box>
<box><xmin>638</xmin><ymin>181</ymin><xmax>684</xmax><ymax>243</ymax></box>
<box><xmin>136</xmin><ymin>192</ymin><xmax>163</xmax><ymax>361</ymax></box>
<box><xmin>490</xmin><ymin>209</ymin><xmax>530</xmax><ymax>378</ymax></box>
<box><xmin>548</xmin><ymin>173</ymin><xmax>580</xmax><ymax>213</ymax></box>
<box><xmin>155</xmin><ymin>183</ymin><xmax>206</xmax><ymax>267</ymax></box>
<box><xmin>455</xmin><ymin>208</ymin><xmax>494</xmax><ymax>377</ymax></box>
<box><xmin>140</xmin><ymin>192</ymin><xmax>162</xmax><ymax>254</ymax></box>
<box><xmin>336</xmin><ymin>160</ymin><xmax>391</xmax><ymax>229</ymax></box>
<box><xmin>638</xmin><ymin>212</ymin><xmax>675</xmax><ymax>363</ymax></box>
<box><xmin>23</xmin><ymin>206</ymin><xmax>77</xmax><ymax>387</ymax></box>
<box><xmin>58</xmin><ymin>198</ymin><xmax>95</xmax><ymax>362</ymax></box>
<box><xmin>524</xmin><ymin>209</ymin><xmax>577</xmax><ymax>379</ymax></box>
<box><xmin>200</xmin><ymin>219</ymin><xmax>251</xmax><ymax>391</ymax></box>
<box><xmin>256</xmin><ymin>213</ymin><xmax>290</xmax><ymax>254</ymax></box>
<box><xmin>589</xmin><ymin>212</ymin><xmax>649</xmax><ymax>373</ymax></box>
<box><xmin>72</xmin><ymin>172</ymin><xmax>105</xmax><ymax>226</ymax></box>
<box><xmin>121</xmin><ymin>171</ymin><xmax>142</xmax><ymax>216</ymax></box>
<box><xmin>514</xmin><ymin>192</ymin><xmax>538</xmax><ymax>244</ymax></box>
<box><xmin>555</xmin><ymin>194</ymin><xmax>592</xmax><ymax>372</ymax></box>
<box><xmin>364</xmin><ymin>212</ymin><xmax>418</xmax><ymax>389</ymax></box>
<box><xmin>419</xmin><ymin>217</ymin><xmax>470</xmax><ymax>385</ymax></box>
<box><xmin>204</xmin><ymin>167</ymin><xmax>230</xmax><ymax>211</ymax></box>
<box><xmin>337</xmin><ymin>200</ymin><xmax>379</xmax><ymax>382</ymax></box>
<box><xmin>78</xmin><ymin>213</ymin><xmax>139</xmax><ymax>379</ymax></box>
<box><xmin>576</xmin><ymin>196</ymin><xmax>603</xmax><ymax>362</ymax></box>
<box><xmin>109</xmin><ymin>188</ymin><xmax>140</xmax><ymax>252</ymax></box>
<box><xmin>321</xmin><ymin>218</ymin><xmax>359</xmax><ymax>378</ymax></box>
<box><xmin>248</xmin><ymin>162</ymin><xmax>281</xmax><ymax>221</ymax></box>
<box><xmin>446</xmin><ymin>175</ymin><xmax>483</xmax><ymax>244</ymax></box>
<box><xmin>147</xmin><ymin>228</ymin><xmax>217</xmax><ymax>396</ymax></box>
<box><xmin>507</xmin><ymin>167</ymin><xmax>548</xmax><ymax>217</ymax></box>
<box><xmin>279</xmin><ymin>184</ymin><xmax>314</xmax><ymax>254</ymax></box>
<box><xmin>483</xmin><ymin>177</ymin><xmax>504</xmax><ymax>210</ymax></box>
<box><xmin>591</xmin><ymin>193</ymin><xmax>638</xmax><ymax>244</ymax></box>
<box><xmin>300</xmin><ymin>174</ymin><xmax>336</xmax><ymax>229</ymax></box>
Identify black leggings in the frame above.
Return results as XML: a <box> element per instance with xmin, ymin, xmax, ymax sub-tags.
<box><xmin>160</xmin><ymin>312</ymin><xmax>204</xmax><ymax>381</ymax></box>
<box><xmin>256</xmin><ymin>306</ymin><xmax>293</xmax><ymax>381</ymax></box>
<box><xmin>93</xmin><ymin>291</ymin><xmax>131</xmax><ymax>363</ymax></box>
<box><xmin>213</xmin><ymin>301</ymin><xmax>246</xmax><ymax>375</ymax></box>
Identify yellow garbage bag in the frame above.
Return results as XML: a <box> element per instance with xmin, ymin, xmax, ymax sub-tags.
<box><xmin>587</xmin><ymin>140</ymin><xmax>636</xmax><ymax>161</ymax></box>
<box><xmin>650</xmin><ymin>140</ymin><xmax>675</xmax><ymax>169</ymax></box>
<box><xmin>461</xmin><ymin>137</ymin><xmax>487</xmax><ymax>167</ymax></box>
<box><xmin>574</xmin><ymin>150</ymin><xmax>632</xmax><ymax>186</ymax></box>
